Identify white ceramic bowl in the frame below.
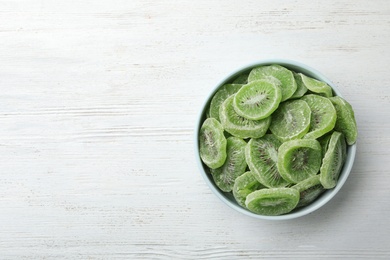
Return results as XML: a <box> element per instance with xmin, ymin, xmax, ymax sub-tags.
<box><xmin>195</xmin><ymin>59</ymin><xmax>357</xmax><ymax>220</ymax></box>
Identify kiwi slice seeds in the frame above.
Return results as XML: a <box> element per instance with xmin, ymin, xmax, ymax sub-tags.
<box><xmin>211</xmin><ymin>137</ymin><xmax>247</xmax><ymax>192</ymax></box>
<box><xmin>277</xmin><ymin>139</ymin><xmax>322</xmax><ymax>183</ymax></box>
<box><xmin>245</xmin><ymin>188</ymin><xmax>300</xmax><ymax>216</ymax></box>
<box><xmin>199</xmin><ymin>118</ymin><xmax>227</xmax><ymax>169</ymax></box>
<box><xmin>320</xmin><ymin>131</ymin><xmax>347</xmax><ymax>189</ymax></box>
<box><xmin>245</xmin><ymin>135</ymin><xmax>290</xmax><ymax>188</ymax></box>
<box><xmin>219</xmin><ymin>95</ymin><xmax>271</xmax><ymax>139</ymax></box>
<box><xmin>233</xmin><ymin>80</ymin><xmax>282</xmax><ymax>120</ymax></box>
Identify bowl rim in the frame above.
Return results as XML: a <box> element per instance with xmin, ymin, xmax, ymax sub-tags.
<box><xmin>194</xmin><ymin>59</ymin><xmax>357</xmax><ymax>220</ymax></box>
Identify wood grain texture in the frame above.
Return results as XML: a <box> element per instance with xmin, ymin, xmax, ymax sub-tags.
<box><xmin>0</xmin><ymin>0</ymin><xmax>389</xmax><ymax>258</ymax></box>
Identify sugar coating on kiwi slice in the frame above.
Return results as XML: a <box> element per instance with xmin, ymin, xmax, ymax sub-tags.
<box><xmin>248</xmin><ymin>64</ymin><xmax>297</xmax><ymax>101</ymax></box>
<box><xmin>245</xmin><ymin>188</ymin><xmax>300</xmax><ymax>216</ymax></box>
<box><xmin>209</xmin><ymin>84</ymin><xmax>243</xmax><ymax>121</ymax></box>
<box><xmin>329</xmin><ymin>96</ymin><xmax>358</xmax><ymax>145</ymax></box>
<box><xmin>219</xmin><ymin>95</ymin><xmax>271</xmax><ymax>139</ymax></box>
<box><xmin>302</xmin><ymin>94</ymin><xmax>337</xmax><ymax>140</ymax></box>
<box><xmin>233</xmin><ymin>80</ymin><xmax>282</xmax><ymax>120</ymax></box>
<box><xmin>211</xmin><ymin>137</ymin><xmax>247</xmax><ymax>192</ymax></box>
<box><xmin>199</xmin><ymin>118</ymin><xmax>227</xmax><ymax>169</ymax></box>
<box><xmin>277</xmin><ymin>139</ymin><xmax>322</xmax><ymax>184</ymax></box>
<box><xmin>245</xmin><ymin>135</ymin><xmax>290</xmax><ymax>188</ymax></box>
<box><xmin>320</xmin><ymin>131</ymin><xmax>347</xmax><ymax>189</ymax></box>
<box><xmin>233</xmin><ymin>171</ymin><xmax>265</xmax><ymax>208</ymax></box>
<box><xmin>269</xmin><ymin>99</ymin><xmax>311</xmax><ymax>142</ymax></box>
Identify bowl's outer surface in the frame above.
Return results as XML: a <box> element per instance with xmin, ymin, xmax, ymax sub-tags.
<box><xmin>195</xmin><ymin>59</ymin><xmax>356</xmax><ymax>220</ymax></box>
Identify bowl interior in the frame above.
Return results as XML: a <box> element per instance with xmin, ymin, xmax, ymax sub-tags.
<box><xmin>195</xmin><ymin>59</ymin><xmax>356</xmax><ymax>220</ymax></box>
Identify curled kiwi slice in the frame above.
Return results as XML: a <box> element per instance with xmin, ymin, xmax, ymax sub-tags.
<box><xmin>248</xmin><ymin>64</ymin><xmax>297</xmax><ymax>101</ymax></box>
<box><xmin>245</xmin><ymin>135</ymin><xmax>290</xmax><ymax>188</ymax></box>
<box><xmin>320</xmin><ymin>131</ymin><xmax>347</xmax><ymax>189</ymax></box>
<box><xmin>199</xmin><ymin>118</ymin><xmax>227</xmax><ymax>169</ymax></box>
<box><xmin>302</xmin><ymin>94</ymin><xmax>337</xmax><ymax>140</ymax></box>
<box><xmin>233</xmin><ymin>80</ymin><xmax>282</xmax><ymax>120</ymax></box>
<box><xmin>209</xmin><ymin>84</ymin><xmax>242</xmax><ymax>121</ymax></box>
<box><xmin>329</xmin><ymin>96</ymin><xmax>358</xmax><ymax>145</ymax></box>
<box><xmin>269</xmin><ymin>99</ymin><xmax>311</xmax><ymax>142</ymax></box>
<box><xmin>211</xmin><ymin>137</ymin><xmax>247</xmax><ymax>192</ymax></box>
<box><xmin>277</xmin><ymin>139</ymin><xmax>322</xmax><ymax>183</ymax></box>
<box><xmin>233</xmin><ymin>171</ymin><xmax>265</xmax><ymax>208</ymax></box>
<box><xmin>292</xmin><ymin>175</ymin><xmax>325</xmax><ymax>208</ymax></box>
<box><xmin>289</xmin><ymin>72</ymin><xmax>308</xmax><ymax>99</ymax></box>
<box><xmin>219</xmin><ymin>95</ymin><xmax>271</xmax><ymax>139</ymax></box>
<box><xmin>245</xmin><ymin>188</ymin><xmax>300</xmax><ymax>216</ymax></box>
<box><xmin>299</xmin><ymin>73</ymin><xmax>333</xmax><ymax>97</ymax></box>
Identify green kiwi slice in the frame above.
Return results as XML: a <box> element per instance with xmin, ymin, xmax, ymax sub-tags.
<box><xmin>199</xmin><ymin>118</ymin><xmax>227</xmax><ymax>169</ymax></box>
<box><xmin>232</xmin><ymin>73</ymin><xmax>249</xmax><ymax>84</ymax></box>
<box><xmin>318</xmin><ymin>133</ymin><xmax>332</xmax><ymax>154</ymax></box>
<box><xmin>299</xmin><ymin>73</ymin><xmax>333</xmax><ymax>97</ymax></box>
<box><xmin>219</xmin><ymin>95</ymin><xmax>271</xmax><ymax>139</ymax></box>
<box><xmin>329</xmin><ymin>96</ymin><xmax>358</xmax><ymax>145</ymax></box>
<box><xmin>245</xmin><ymin>135</ymin><xmax>290</xmax><ymax>188</ymax></box>
<box><xmin>289</xmin><ymin>72</ymin><xmax>308</xmax><ymax>99</ymax></box>
<box><xmin>233</xmin><ymin>171</ymin><xmax>265</xmax><ymax>208</ymax></box>
<box><xmin>245</xmin><ymin>188</ymin><xmax>300</xmax><ymax>216</ymax></box>
<box><xmin>248</xmin><ymin>64</ymin><xmax>297</xmax><ymax>101</ymax></box>
<box><xmin>209</xmin><ymin>84</ymin><xmax>243</xmax><ymax>121</ymax></box>
<box><xmin>301</xmin><ymin>94</ymin><xmax>337</xmax><ymax>140</ymax></box>
<box><xmin>233</xmin><ymin>80</ymin><xmax>282</xmax><ymax>120</ymax></box>
<box><xmin>320</xmin><ymin>131</ymin><xmax>347</xmax><ymax>189</ymax></box>
<box><xmin>211</xmin><ymin>137</ymin><xmax>247</xmax><ymax>192</ymax></box>
<box><xmin>269</xmin><ymin>99</ymin><xmax>311</xmax><ymax>142</ymax></box>
<box><xmin>277</xmin><ymin>139</ymin><xmax>322</xmax><ymax>183</ymax></box>
<box><xmin>292</xmin><ymin>175</ymin><xmax>325</xmax><ymax>208</ymax></box>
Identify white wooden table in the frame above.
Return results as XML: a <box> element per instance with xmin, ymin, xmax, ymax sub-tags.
<box><xmin>1</xmin><ymin>1</ymin><xmax>389</xmax><ymax>258</ymax></box>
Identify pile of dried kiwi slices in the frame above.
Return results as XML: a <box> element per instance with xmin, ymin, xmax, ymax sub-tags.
<box><xmin>199</xmin><ymin>64</ymin><xmax>357</xmax><ymax>216</ymax></box>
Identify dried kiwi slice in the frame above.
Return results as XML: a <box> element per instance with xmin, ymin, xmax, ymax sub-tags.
<box><xmin>320</xmin><ymin>131</ymin><xmax>347</xmax><ymax>189</ymax></box>
<box><xmin>219</xmin><ymin>95</ymin><xmax>271</xmax><ymax>139</ymax></box>
<box><xmin>269</xmin><ymin>99</ymin><xmax>311</xmax><ymax>142</ymax></box>
<box><xmin>233</xmin><ymin>171</ymin><xmax>265</xmax><ymax>208</ymax></box>
<box><xmin>318</xmin><ymin>133</ymin><xmax>332</xmax><ymax>154</ymax></box>
<box><xmin>209</xmin><ymin>84</ymin><xmax>242</xmax><ymax>121</ymax></box>
<box><xmin>245</xmin><ymin>135</ymin><xmax>290</xmax><ymax>188</ymax></box>
<box><xmin>233</xmin><ymin>80</ymin><xmax>282</xmax><ymax>120</ymax></box>
<box><xmin>302</xmin><ymin>94</ymin><xmax>337</xmax><ymax>140</ymax></box>
<box><xmin>277</xmin><ymin>139</ymin><xmax>322</xmax><ymax>183</ymax></box>
<box><xmin>299</xmin><ymin>73</ymin><xmax>333</xmax><ymax>97</ymax></box>
<box><xmin>292</xmin><ymin>175</ymin><xmax>325</xmax><ymax>208</ymax></box>
<box><xmin>211</xmin><ymin>137</ymin><xmax>247</xmax><ymax>192</ymax></box>
<box><xmin>199</xmin><ymin>118</ymin><xmax>227</xmax><ymax>169</ymax></box>
<box><xmin>245</xmin><ymin>188</ymin><xmax>300</xmax><ymax>216</ymax></box>
<box><xmin>232</xmin><ymin>73</ymin><xmax>249</xmax><ymax>84</ymax></box>
<box><xmin>248</xmin><ymin>64</ymin><xmax>297</xmax><ymax>101</ymax></box>
<box><xmin>289</xmin><ymin>72</ymin><xmax>308</xmax><ymax>99</ymax></box>
<box><xmin>329</xmin><ymin>96</ymin><xmax>358</xmax><ymax>145</ymax></box>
